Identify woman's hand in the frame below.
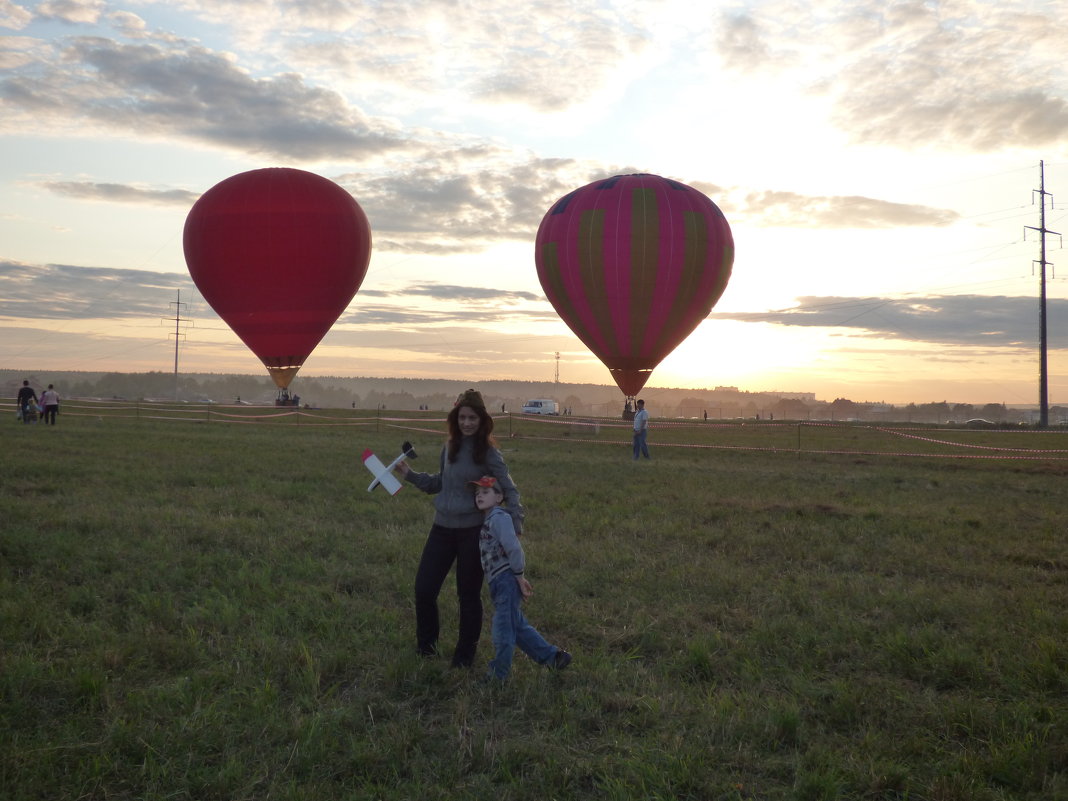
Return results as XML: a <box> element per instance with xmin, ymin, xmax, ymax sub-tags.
<box><xmin>517</xmin><ymin>576</ymin><xmax>533</xmax><ymax>600</ymax></box>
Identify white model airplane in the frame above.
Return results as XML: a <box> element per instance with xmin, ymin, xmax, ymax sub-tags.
<box><xmin>363</xmin><ymin>441</ymin><xmax>417</xmax><ymax>495</ymax></box>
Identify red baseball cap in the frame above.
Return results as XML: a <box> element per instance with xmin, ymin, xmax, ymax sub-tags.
<box><xmin>468</xmin><ymin>475</ymin><xmax>501</xmax><ymax>493</ymax></box>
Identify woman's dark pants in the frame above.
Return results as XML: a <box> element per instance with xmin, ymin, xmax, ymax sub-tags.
<box><xmin>414</xmin><ymin>523</ymin><xmax>484</xmax><ymax>667</ymax></box>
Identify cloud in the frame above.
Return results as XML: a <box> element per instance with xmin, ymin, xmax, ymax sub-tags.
<box><xmin>340</xmin><ymin>281</ymin><xmax>550</xmax><ymax>326</ymax></box>
<box><xmin>42</xmin><ymin>181</ymin><xmax>201</xmax><ymax>206</ymax></box>
<box><xmin>26</xmin><ymin>161</ymin><xmax>960</xmax><ymax>261</ymax></box>
<box><xmin>0</xmin><ymin>36</ymin><xmax>408</xmax><ymax>159</ymax></box>
<box><xmin>369</xmin><ymin>239</ymin><xmax>484</xmax><ymax>256</ymax></box>
<box><xmin>0</xmin><ymin>260</ymin><xmax>194</xmax><ymax>319</ymax></box>
<box><xmin>0</xmin><ymin>261</ymin><xmax>552</xmax><ymax>329</ymax></box>
<box><xmin>0</xmin><ymin>36</ymin><xmax>46</xmax><ymax>69</ymax></box>
<box><xmin>461</xmin><ymin>8</ymin><xmax>650</xmax><ymax>112</ymax></box>
<box><xmin>36</xmin><ymin>0</ymin><xmax>106</xmax><ymax>25</ymax></box>
<box><xmin>21</xmin><ymin>155</ymin><xmax>607</xmax><ymax>251</ymax></box>
<box><xmin>107</xmin><ymin>11</ymin><xmax>150</xmax><ymax>39</ymax></box>
<box><xmin>337</xmin><ymin>156</ymin><xmax>599</xmax><ymax>245</ymax></box>
<box><xmin>8</xmin><ymin>0</ymin><xmax>1066</xmax><ymax>168</ymax></box>
<box><xmin>0</xmin><ymin>1</ymin><xmax>660</xmax><ymax>156</ymax></box>
<box><xmin>4</xmin><ymin>264</ymin><xmax>1066</xmax><ymax>390</ymax></box>
<box><xmin>0</xmin><ymin>0</ymin><xmax>33</xmax><ymax>30</ymax></box>
<box><xmin>401</xmin><ymin>284</ymin><xmax>541</xmax><ymax>303</ymax></box>
<box><xmin>342</xmin><ymin>159</ymin><xmax>957</xmax><ymax>248</ymax></box>
<box><xmin>16</xmin><ymin>260</ymin><xmax>1055</xmax><ymax>357</ymax></box>
<box><xmin>0</xmin><ymin>6</ymin><xmax>969</xmax><ymax>256</ymax></box>
<box><xmin>739</xmin><ymin>191</ymin><xmax>959</xmax><ymax>228</ymax></box>
<box><xmin>341</xmin><ymin>303</ymin><xmax>555</xmax><ymax>327</ymax></box>
<box><xmin>718</xmin><ymin>1</ymin><xmax>1068</xmax><ymax>151</ymax></box>
<box><xmin>164</xmin><ymin>0</ymin><xmax>653</xmax><ymax>113</ymax></box>
<box><xmin>711</xmin><ymin>294</ymin><xmax>1066</xmax><ymax>348</ymax></box>
<box><xmin>717</xmin><ymin>11</ymin><xmax>770</xmax><ymax>72</ymax></box>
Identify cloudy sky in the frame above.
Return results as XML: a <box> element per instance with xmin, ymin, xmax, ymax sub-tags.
<box><xmin>2</xmin><ymin>0</ymin><xmax>1068</xmax><ymax>404</ymax></box>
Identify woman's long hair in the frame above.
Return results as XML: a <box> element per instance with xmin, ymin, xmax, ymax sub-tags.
<box><xmin>446</xmin><ymin>404</ymin><xmax>497</xmax><ymax>464</ymax></box>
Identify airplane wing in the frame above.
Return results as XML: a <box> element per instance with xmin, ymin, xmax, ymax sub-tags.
<box><xmin>363</xmin><ymin>449</ymin><xmax>404</xmax><ymax>495</ymax></box>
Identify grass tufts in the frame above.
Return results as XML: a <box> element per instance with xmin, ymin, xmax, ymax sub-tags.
<box><xmin>2</xmin><ymin>416</ymin><xmax>1067</xmax><ymax>799</ymax></box>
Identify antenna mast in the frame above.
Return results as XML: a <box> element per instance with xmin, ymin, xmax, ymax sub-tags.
<box><xmin>554</xmin><ymin>351</ymin><xmax>560</xmax><ymax>384</ymax></box>
<box><xmin>1026</xmin><ymin>161</ymin><xmax>1060</xmax><ymax>428</ymax></box>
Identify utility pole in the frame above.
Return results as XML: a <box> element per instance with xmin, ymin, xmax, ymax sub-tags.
<box><xmin>162</xmin><ymin>290</ymin><xmax>190</xmax><ymax>401</ymax></box>
<box><xmin>1025</xmin><ymin>161</ymin><xmax>1060</xmax><ymax>428</ymax></box>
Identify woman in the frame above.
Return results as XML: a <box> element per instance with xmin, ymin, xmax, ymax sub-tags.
<box><xmin>397</xmin><ymin>388</ymin><xmax>524</xmax><ymax>667</ymax></box>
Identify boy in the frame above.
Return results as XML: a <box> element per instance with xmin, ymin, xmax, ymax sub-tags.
<box><xmin>469</xmin><ymin>475</ymin><xmax>571</xmax><ymax>680</ymax></box>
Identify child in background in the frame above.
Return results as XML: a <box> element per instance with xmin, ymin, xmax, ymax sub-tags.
<box><xmin>469</xmin><ymin>475</ymin><xmax>571</xmax><ymax>681</ymax></box>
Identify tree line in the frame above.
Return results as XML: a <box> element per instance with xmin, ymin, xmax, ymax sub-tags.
<box><xmin>3</xmin><ymin>370</ymin><xmax>1059</xmax><ymax>424</ymax></box>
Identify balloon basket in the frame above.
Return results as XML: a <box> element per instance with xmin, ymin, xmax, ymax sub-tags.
<box><xmin>275</xmin><ymin>389</ymin><xmax>300</xmax><ymax>407</ymax></box>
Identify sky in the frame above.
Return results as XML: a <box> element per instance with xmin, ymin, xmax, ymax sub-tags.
<box><xmin>2</xmin><ymin>0</ymin><xmax>1068</xmax><ymax>405</ymax></box>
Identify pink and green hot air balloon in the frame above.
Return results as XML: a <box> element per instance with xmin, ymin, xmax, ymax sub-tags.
<box><xmin>534</xmin><ymin>173</ymin><xmax>734</xmax><ymax>398</ymax></box>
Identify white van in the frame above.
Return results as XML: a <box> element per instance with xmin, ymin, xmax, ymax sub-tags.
<box><xmin>522</xmin><ymin>399</ymin><xmax>559</xmax><ymax>415</ymax></box>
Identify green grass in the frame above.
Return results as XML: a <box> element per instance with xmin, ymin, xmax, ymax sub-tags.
<box><xmin>2</xmin><ymin>411</ymin><xmax>1067</xmax><ymax>800</ymax></box>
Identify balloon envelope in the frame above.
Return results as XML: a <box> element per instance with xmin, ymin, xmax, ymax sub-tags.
<box><xmin>535</xmin><ymin>173</ymin><xmax>734</xmax><ymax>397</ymax></box>
<box><xmin>183</xmin><ymin>168</ymin><xmax>371</xmax><ymax>388</ymax></box>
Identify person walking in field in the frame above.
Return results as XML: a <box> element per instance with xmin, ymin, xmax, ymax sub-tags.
<box><xmin>469</xmin><ymin>475</ymin><xmax>570</xmax><ymax>681</ymax></box>
<box><xmin>632</xmin><ymin>398</ymin><xmax>650</xmax><ymax>460</ymax></box>
<box><xmin>396</xmin><ymin>388</ymin><xmax>524</xmax><ymax>668</ymax></box>
<box><xmin>40</xmin><ymin>384</ymin><xmax>60</xmax><ymax>425</ymax></box>
<box><xmin>16</xmin><ymin>380</ymin><xmax>37</xmax><ymax>424</ymax></box>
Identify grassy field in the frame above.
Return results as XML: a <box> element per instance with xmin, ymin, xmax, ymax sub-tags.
<box><xmin>2</xmin><ymin>407</ymin><xmax>1067</xmax><ymax>800</ymax></box>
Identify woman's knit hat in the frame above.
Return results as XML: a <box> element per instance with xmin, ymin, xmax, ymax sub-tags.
<box><xmin>455</xmin><ymin>388</ymin><xmax>486</xmax><ymax>411</ymax></box>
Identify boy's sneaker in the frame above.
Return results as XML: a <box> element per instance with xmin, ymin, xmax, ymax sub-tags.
<box><xmin>552</xmin><ymin>650</ymin><xmax>572</xmax><ymax>670</ymax></box>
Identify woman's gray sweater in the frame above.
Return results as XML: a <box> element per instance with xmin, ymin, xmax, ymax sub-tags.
<box><xmin>405</xmin><ymin>436</ymin><xmax>524</xmax><ymax>532</ymax></box>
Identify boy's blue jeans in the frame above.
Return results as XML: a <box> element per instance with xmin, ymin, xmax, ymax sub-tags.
<box><xmin>487</xmin><ymin>573</ymin><xmax>557</xmax><ymax>679</ymax></box>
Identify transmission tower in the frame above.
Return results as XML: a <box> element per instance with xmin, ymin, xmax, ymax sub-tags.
<box><xmin>1025</xmin><ymin>161</ymin><xmax>1061</xmax><ymax>428</ymax></box>
<box><xmin>554</xmin><ymin>351</ymin><xmax>560</xmax><ymax>383</ymax></box>
<box><xmin>162</xmin><ymin>290</ymin><xmax>191</xmax><ymax>401</ymax></box>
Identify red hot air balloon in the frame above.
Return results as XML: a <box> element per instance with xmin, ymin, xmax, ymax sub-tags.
<box><xmin>183</xmin><ymin>168</ymin><xmax>371</xmax><ymax>392</ymax></box>
<box><xmin>535</xmin><ymin>173</ymin><xmax>733</xmax><ymax>398</ymax></box>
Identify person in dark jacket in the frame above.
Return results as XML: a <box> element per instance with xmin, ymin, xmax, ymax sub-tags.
<box><xmin>16</xmin><ymin>380</ymin><xmax>37</xmax><ymax>424</ymax></box>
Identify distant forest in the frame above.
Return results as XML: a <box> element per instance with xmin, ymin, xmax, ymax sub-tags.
<box><xmin>4</xmin><ymin>369</ymin><xmax>760</xmax><ymax>417</ymax></box>
<box><xmin>2</xmin><ymin>369</ymin><xmax>1060</xmax><ymax>424</ymax></box>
